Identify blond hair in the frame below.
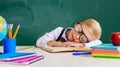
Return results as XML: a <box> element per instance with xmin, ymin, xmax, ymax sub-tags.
<box><xmin>80</xmin><ymin>19</ymin><xmax>102</xmax><ymax>39</ymax></box>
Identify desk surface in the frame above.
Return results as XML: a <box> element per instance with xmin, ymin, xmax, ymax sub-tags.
<box><xmin>0</xmin><ymin>46</ymin><xmax>120</xmax><ymax>67</ymax></box>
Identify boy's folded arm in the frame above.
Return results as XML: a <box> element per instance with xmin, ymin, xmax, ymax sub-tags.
<box><xmin>36</xmin><ymin>27</ymin><xmax>64</xmax><ymax>47</ymax></box>
<box><xmin>47</xmin><ymin>40</ymin><xmax>64</xmax><ymax>47</ymax></box>
<box><xmin>36</xmin><ymin>34</ymin><xmax>57</xmax><ymax>47</ymax></box>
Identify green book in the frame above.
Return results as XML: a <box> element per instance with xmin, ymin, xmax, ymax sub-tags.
<box><xmin>93</xmin><ymin>55</ymin><xmax>120</xmax><ymax>59</ymax></box>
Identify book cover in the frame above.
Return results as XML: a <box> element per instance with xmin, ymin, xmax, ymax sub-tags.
<box><xmin>40</xmin><ymin>46</ymin><xmax>91</xmax><ymax>53</ymax></box>
<box><xmin>0</xmin><ymin>55</ymin><xmax>44</xmax><ymax>65</ymax></box>
<box><xmin>92</xmin><ymin>52</ymin><xmax>120</xmax><ymax>56</ymax></box>
<box><xmin>0</xmin><ymin>52</ymin><xmax>36</xmax><ymax>61</ymax></box>
<box><xmin>92</xmin><ymin>53</ymin><xmax>120</xmax><ymax>58</ymax></box>
<box><xmin>92</xmin><ymin>55</ymin><xmax>120</xmax><ymax>59</ymax></box>
<box><xmin>91</xmin><ymin>49</ymin><xmax>120</xmax><ymax>55</ymax></box>
<box><xmin>90</xmin><ymin>43</ymin><xmax>120</xmax><ymax>50</ymax></box>
<box><xmin>92</xmin><ymin>53</ymin><xmax>120</xmax><ymax>56</ymax></box>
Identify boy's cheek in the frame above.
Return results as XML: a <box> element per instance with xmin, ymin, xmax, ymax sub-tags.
<box><xmin>68</xmin><ymin>35</ymin><xmax>72</xmax><ymax>41</ymax></box>
<box><xmin>67</xmin><ymin>32</ymin><xmax>72</xmax><ymax>40</ymax></box>
<box><xmin>68</xmin><ymin>30</ymin><xmax>76</xmax><ymax>41</ymax></box>
<box><xmin>75</xmin><ymin>40</ymin><xmax>80</xmax><ymax>43</ymax></box>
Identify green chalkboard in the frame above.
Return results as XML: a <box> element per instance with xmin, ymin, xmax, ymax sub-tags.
<box><xmin>0</xmin><ymin>0</ymin><xmax>120</xmax><ymax>46</ymax></box>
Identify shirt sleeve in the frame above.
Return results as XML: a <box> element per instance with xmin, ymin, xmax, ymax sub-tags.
<box><xmin>36</xmin><ymin>27</ymin><xmax>63</xmax><ymax>47</ymax></box>
<box><xmin>84</xmin><ymin>39</ymin><xmax>102</xmax><ymax>47</ymax></box>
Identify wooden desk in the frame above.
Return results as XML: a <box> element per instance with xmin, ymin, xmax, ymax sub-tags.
<box><xmin>0</xmin><ymin>46</ymin><xmax>120</xmax><ymax>67</ymax></box>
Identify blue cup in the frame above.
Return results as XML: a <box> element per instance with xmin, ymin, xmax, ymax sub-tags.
<box><xmin>3</xmin><ymin>38</ymin><xmax>16</xmax><ymax>53</ymax></box>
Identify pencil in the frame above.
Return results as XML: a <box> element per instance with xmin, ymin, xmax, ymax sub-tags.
<box><xmin>8</xmin><ymin>24</ymin><xmax>13</xmax><ymax>38</ymax></box>
<box><xmin>13</xmin><ymin>25</ymin><xmax>20</xmax><ymax>38</ymax></box>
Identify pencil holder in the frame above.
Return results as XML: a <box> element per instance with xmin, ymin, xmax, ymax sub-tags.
<box><xmin>3</xmin><ymin>38</ymin><xmax>16</xmax><ymax>53</ymax></box>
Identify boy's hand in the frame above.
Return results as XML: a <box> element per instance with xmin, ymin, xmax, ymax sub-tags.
<box><xmin>47</xmin><ymin>41</ymin><xmax>84</xmax><ymax>47</ymax></box>
<box><xmin>62</xmin><ymin>42</ymin><xmax>84</xmax><ymax>48</ymax></box>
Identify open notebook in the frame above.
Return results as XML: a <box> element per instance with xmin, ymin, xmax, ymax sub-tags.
<box><xmin>40</xmin><ymin>46</ymin><xmax>91</xmax><ymax>53</ymax></box>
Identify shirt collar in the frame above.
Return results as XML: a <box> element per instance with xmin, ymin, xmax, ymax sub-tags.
<box><xmin>62</xmin><ymin>27</ymin><xmax>73</xmax><ymax>41</ymax></box>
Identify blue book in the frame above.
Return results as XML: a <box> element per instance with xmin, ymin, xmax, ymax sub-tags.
<box><xmin>0</xmin><ymin>52</ymin><xmax>36</xmax><ymax>61</ymax></box>
<box><xmin>90</xmin><ymin>43</ymin><xmax>120</xmax><ymax>50</ymax></box>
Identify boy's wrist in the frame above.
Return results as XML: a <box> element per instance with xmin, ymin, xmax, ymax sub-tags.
<box><xmin>82</xmin><ymin>43</ymin><xmax>85</xmax><ymax>47</ymax></box>
<box><xmin>57</xmin><ymin>41</ymin><xmax>63</xmax><ymax>47</ymax></box>
<box><xmin>79</xmin><ymin>43</ymin><xmax>85</xmax><ymax>47</ymax></box>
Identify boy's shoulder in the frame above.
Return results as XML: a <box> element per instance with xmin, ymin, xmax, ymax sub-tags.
<box><xmin>56</xmin><ymin>27</ymin><xmax>72</xmax><ymax>30</ymax></box>
<box><xmin>56</xmin><ymin>27</ymin><xmax>64</xmax><ymax>29</ymax></box>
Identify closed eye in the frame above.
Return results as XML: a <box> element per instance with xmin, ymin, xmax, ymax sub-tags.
<box><xmin>79</xmin><ymin>35</ymin><xmax>88</xmax><ymax>43</ymax></box>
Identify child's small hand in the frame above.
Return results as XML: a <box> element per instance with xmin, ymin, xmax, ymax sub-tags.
<box><xmin>62</xmin><ymin>42</ymin><xmax>84</xmax><ymax>48</ymax></box>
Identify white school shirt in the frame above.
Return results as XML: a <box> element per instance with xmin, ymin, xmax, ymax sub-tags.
<box><xmin>36</xmin><ymin>27</ymin><xmax>102</xmax><ymax>47</ymax></box>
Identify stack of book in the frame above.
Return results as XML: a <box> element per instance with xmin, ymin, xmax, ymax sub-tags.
<box><xmin>0</xmin><ymin>52</ymin><xmax>44</xmax><ymax>65</ymax></box>
<box><xmin>90</xmin><ymin>44</ymin><xmax>120</xmax><ymax>58</ymax></box>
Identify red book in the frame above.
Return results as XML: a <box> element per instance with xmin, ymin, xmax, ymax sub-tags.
<box><xmin>91</xmin><ymin>49</ymin><xmax>120</xmax><ymax>55</ymax></box>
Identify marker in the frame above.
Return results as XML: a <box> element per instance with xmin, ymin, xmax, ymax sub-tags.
<box><xmin>72</xmin><ymin>52</ymin><xmax>91</xmax><ymax>56</ymax></box>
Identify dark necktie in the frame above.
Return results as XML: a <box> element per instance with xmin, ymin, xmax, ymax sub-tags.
<box><xmin>59</xmin><ymin>37</ymin><xmax>66</xmax><ymax>42</ymax></box>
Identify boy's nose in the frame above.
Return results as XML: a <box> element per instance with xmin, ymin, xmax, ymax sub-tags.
<box><xmin>76</xmin><ymin>35</ymin><xmax>79</xmax><ymax>39</ymax></box>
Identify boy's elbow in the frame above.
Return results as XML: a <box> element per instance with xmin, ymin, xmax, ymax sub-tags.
<box><xmin>36</xmin><ymin>39</ymin><xmax>43</xmax><ymax>47</ymax></box>
<box><xmin>97</xmin><ymin>40</ymin><xmax>102</xmax><ymax>45</ymax></box>
<box><xmin>36</xmin><ymin>40</ymin><xmax>40</xmax><ymax>47</ymax></box>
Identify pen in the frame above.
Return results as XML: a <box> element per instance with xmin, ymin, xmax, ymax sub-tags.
<box><xmin>72</xmin><ymin>51</ymin><xmax>91</xmax><ymax>56</ymax></box>
<box><xmin>13</xmin><ymin>25</ymin><xmax>20</xmax><ymax>38</ymax></box>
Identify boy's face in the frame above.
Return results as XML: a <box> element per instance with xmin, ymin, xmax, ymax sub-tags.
<box><xmin>67</xmin><ymin>23</ymin><xmax>96</xmax><ymax>43</ymax></box>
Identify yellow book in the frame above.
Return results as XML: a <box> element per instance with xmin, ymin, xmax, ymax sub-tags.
<box><xmin>92</xmin><ymin>53</ymin><xmax>120</xmax><ymax>58</ymax></box>
<box><xmin>92</xmin><ymin>53</ymin><xmax>120</xmax><ymax>57</ymax></box>
<box><xmin>40</xmin><ymin>46</ymin><xmax>91</xmax><ymax>53</ymax></box>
